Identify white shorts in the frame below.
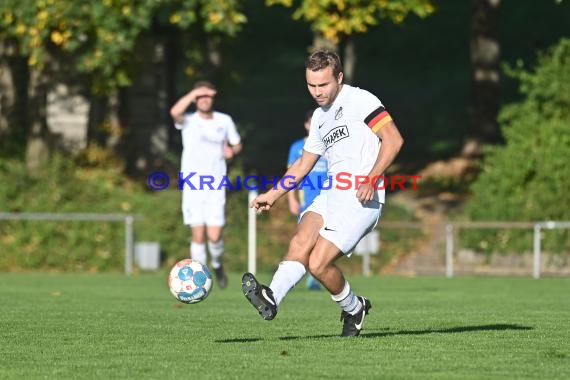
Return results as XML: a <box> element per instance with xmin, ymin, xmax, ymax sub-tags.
<box><xmin>182</xmin><ymin>190</ymin><xmax>225</xmax><ymax>227</ymax></box>
<box><xmin>302</xmin><ymin>189</ymin><xmax>382</xmax><ymax>255</ymax></box>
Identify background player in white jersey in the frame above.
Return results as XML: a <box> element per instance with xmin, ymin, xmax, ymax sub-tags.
<box><xmin>170</xmin><ymin>80</ymin><xmax>242</xmax><ymax>289</ymax></box>
<box><xmin>242</xmin><ymin>50</ymin><xmax>404</xmax><ymax>337</ymax></box>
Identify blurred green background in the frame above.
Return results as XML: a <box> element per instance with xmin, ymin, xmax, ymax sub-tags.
<box><xmin>1</xmin><ymin>0</ymin><xmax>569</xmax><ymax>273</ymax></box>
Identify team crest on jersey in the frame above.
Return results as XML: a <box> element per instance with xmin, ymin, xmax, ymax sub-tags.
<box><xmin>323</xmin><ymin>125</ymin><xmax>349</xmax><ymax>148</ymax></box>
<box><xmin>334</xmin><ymin>107</ymin><xmax>343</xmax><ymax>120</ymax></box>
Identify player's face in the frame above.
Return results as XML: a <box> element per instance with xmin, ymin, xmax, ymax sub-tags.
<box><xmin>306</xmin><ymin>67</ymin><xmax>343</xmax><ymax>107</ymax></box>
<box><xmin>195</xmin><ymin>95</ymin><xmax>214</xmax><ymax>113</ymax></box>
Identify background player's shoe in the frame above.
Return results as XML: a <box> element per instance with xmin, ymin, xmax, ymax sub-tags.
<box><xmin>213</xmin><ymin>264</ymin><xmax>228</xmax><ymax>289</ymax></box>
<box><xmin>241</xmin><ymin>272</ymin><xmax>277</xmax><ymax>320</ymax></box>
<box><xmin>339</xmin><ymin>296</ymin><xmax>372</xmax><ymax>337</ymax></box>
<box><xmin>306</xmin><ymin>274</ymin><xmax>322</xmax><ymax>290</ymax></box>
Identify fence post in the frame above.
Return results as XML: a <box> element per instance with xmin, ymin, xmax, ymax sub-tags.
<box><xmin>125</xmin><ymin>215</ymin><xmax>134</xmax><ymax>276</ymax></box>
<box><xmin>533</xmin><ymin>223</ymin><xmax>541</xmax><ymax>279</ymax></box>
<box><xmin>445</xmin><ymin>223</ymin><xmax>454</xmax><ymax>278</ymax></box>
<box><xmin>362</xmin><ymin>252</ymin><xmax>370</xmax><ymax>277</ymax></box>
<box><xmin>248</xmin><ymin>190</ymin><xmax>258</xmax><ymax>275</ymax></box>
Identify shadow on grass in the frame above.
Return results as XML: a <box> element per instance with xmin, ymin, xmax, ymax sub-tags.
<box><xmin>215</xmin><ymin>337</ymin><xmax>262</xmax><ymax>343</ymax></box>
<box><xmin>280</xmin><ymin>323</ymin><xmax>534</xmax><ymax>341</ymax></box>
<box><xmin>214</xmin><ymin>324</ymin><xmax>533</xmax><ymax>343</ymax></box>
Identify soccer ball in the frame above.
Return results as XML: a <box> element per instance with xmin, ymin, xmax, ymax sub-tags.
<box><xmin>168</xmin><ymin>259</ymin><xmax>213</xmax><ymax>304</ymax></box>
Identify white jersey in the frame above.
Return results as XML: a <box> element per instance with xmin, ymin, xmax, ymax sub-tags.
<box><xmin>175</xmin><ymin>111</ymin><xmax>241</xmax><ymax>184</ymax></box>
<box><xmin>304</xmin><ymin>84</ymin><xmax>386</xmax><ymax>203</ymax></box>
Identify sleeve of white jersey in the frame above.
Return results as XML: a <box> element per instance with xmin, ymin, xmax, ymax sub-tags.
<box><xmin>225</xmin><ymin>115</ymin><xmax>241</xmax><ymax>145</ymax></box>
<box><xmin>356</xmin><ymin>89</ymin><xmax>384</xmax><ymax>121</ymax></box>
<box><xmin>303</xmin><ymin>110</ymin><xmax>325</xmax><ymax>156</ymax></box>
<box><xmin>174</xmin><ymin>114</ymin><xmax>189</xmax><ymax>130</ymax></box>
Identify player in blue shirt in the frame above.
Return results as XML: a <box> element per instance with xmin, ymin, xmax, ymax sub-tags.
<box><xmin>287</xmin><ymin>110</ymin><xmax>328</xmax><ymax>290</ymax></box>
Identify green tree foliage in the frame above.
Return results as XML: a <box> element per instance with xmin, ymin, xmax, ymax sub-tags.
<box><xmin>0</xmin><ymin>0</ymin><xmax>246</xmax><ymax>93</ymax></box>
<box><xmin>266</xmin><ymin>0</ymin><xmax>434</xmax><ymax>43</ymax></box>
<box><xmin>464</xmin><ymin>38</ymin><xmax>570</xmax><ymax>253</ymax></box>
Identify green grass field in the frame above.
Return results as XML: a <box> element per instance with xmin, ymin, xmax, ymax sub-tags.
<box><xmin>1</xmin><ymin>273</ymin><xmax>569</xmax><ymax>379</ymax></box>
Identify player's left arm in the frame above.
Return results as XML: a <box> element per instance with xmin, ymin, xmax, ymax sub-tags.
<box><xmin>224</xmin><ymin>116</ymin><xmax>242</xmax><ymax>159</ymax></box>
<box><xmin>357</xmin><ymin>114</ymin><xmax>404</xmax><ymax>202</ymax></box>
<box><xmin>224</xmin><ymin>142</ymin><xmax>242</xmax><ymax>159</ymax></box>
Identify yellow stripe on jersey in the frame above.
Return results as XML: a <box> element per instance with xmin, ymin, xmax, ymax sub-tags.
<box><xmin>370</xmin><ymin>112</ymin><xmax>393</xmax><ymax>132</ymax></box>
<box><xmin>365</xmin><ymin>106</ymin><xmax>393</xmax><ymax>133</ymax></box>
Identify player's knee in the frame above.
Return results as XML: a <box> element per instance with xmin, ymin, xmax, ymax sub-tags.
<box><xmin>192</xmin><ymin>236</ymin><xmax>206</xmax><ymax>244</ymax></box>
<box><xmin>207</xmin><ymin>235</ymin><xmax>222</xmax><ymax>244</ymax></box>
<box><xmin>206</xmin><ymin>229</ymin><xmax>223</xmax><ymax>243</ymax></box>
<box><xmin>191</xmin><ymin>227</ymin><xmax>206</xmax><ymax>243</ymax></box>
<box><xmin>308</xmin><ymin>256</ymin><xmax>326</xmax><ymax>278</ymax></box>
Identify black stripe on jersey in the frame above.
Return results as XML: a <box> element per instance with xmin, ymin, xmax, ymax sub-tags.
<box><xmin>364</xmin><ymin>106</ymin><xmax>386</xmax><ymax>125</ymax></box>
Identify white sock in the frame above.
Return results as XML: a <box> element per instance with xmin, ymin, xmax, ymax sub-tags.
<box><xmin>190</xmin><ymin>242</ymin><xmax>207</xmax><ymax>265</ymax></box>
<box><xmin>269</xmin><ymin>260</ymin><xmax>306</xmax><ymax>306</ymax></box>
<box><xmin>331</xmin><ymin>281</ymin><xmax>363</xmax><ymax>315</ymax></box>
<box><xmin>207</xmin><ymin>239</ymin><xmax>224</xmax><ymax>269</ymax></box>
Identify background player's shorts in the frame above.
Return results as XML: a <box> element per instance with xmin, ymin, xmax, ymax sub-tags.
<box><xmin>303</xmin><ymin>189</ymin><xmax>382</xmax><ymax>255</ymax></box>
<box><xmin>182</xmin><ymin>190</ymin><xmax>225</xmax><ymax>227</ymax></box>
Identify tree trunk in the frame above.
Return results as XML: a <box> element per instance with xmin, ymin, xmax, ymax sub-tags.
<box><xmin>342</xmin><ymin>38</ymin><xmax>356</xmax><ymax>84</ymax></box>
<box><xmin>25</xmin><ymin>68</ymin><xmax>50</xmax><ymax>172</ymax></box>
<box><xmin>206</xmin><ymin>35</ymin><xmax>222</xmax><ymax>77</ymax></box>
<box><xmin>0</xmin><ymin>41</ymin><xmax>13</xmax><ymax>137</ymax></box>
<box><xmin>311</xmin><ymin>32</ymin><xmax>337</xmax><ymax>52</ymax></box>
<box><xmin>309</xmin><ymin>34</ymin><xmax>356</xmax><ymax>84</ymax></box>
<box><xmin>87</xmin><ymin>94</ymin><xmax>111</xmax><ymax>147</ymax></box>
<box><xmin>464</xmin><ymin>0</ymin><xmax>501</xmax><ymax>157</ymax></box>
<box><xmin>121</xmin><ymin>36</ymin><xmax>171</xmax><ymax>176</ymax></box>
<box><xmin>87</xmin><ymin>90</ymin><xmax>123</xmax><ymax>151</ymax></box>
<box><xmin>0</xmin><ymin>39</ymin><xmax>28</xmax><ymax>153</ymax></box>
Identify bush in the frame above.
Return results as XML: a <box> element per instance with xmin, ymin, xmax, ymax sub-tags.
<box><xmin>0</xmin><ymin>154</ymin><xmax>418</xmax><ymax>272</ymax></box>
<box><xmin>463</xmin><ymin>38</ymin><xmax>570</xmax><ymax>254</ymax></box>
<box><xmin>0</xmin><ymin>154</ymin><xmax>227</xmax><ymax>271</ymax></box>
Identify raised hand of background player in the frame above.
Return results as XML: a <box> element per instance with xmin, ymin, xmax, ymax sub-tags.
<box><xmin>191</xmin><ymin>87</ymin><xmax>217</xmax><ymax>100</ymax></box>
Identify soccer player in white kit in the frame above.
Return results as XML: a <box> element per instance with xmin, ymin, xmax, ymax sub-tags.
<box><xmin>170</xmin><ymin>81</ymin><xmax>242</xmax><ymax>289</ymax></box>
<box><xmin>242</xmin><ymin>50</ymin><xmax>404</xmax><ymax>336</ymax></box>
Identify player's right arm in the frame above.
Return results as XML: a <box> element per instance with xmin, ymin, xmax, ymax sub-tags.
<box><xmin>251</xmin><ymin>151</ymin><xmax>319</xmax><ymax>213</ymax></box>
<box><xmin>170</xmin><ymin>87</ymin><xmax>217</xmax><ymax>124</ymax></box>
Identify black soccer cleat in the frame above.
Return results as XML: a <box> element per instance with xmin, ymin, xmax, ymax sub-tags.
<box><xmin>214</xmin><ymin>264</ymin><xmax>228</xmax><ymax>289</ymax></box>
<box><xmin>339</xmin><ymin>296</ymin><xmax>372</xmax><ymax>337</ymax></box>
<box><xmin>241</xmin><ymin>272</ymin><xmax>278</xmax><ymax>320</ymax></box>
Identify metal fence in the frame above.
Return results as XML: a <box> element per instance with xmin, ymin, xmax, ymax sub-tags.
<box><xmin>246</xmin><ymin>205</ymin><xmax>569</xmax><ymax>279</ymax></box>
<box><xmin>2</xmin><ymin>211</ymin><xmax>568</xmax><ymax>278</ymax></box>
<box><xmin>444</xmin><ymin>221</ymin><xmax>570</xmax><ymax>279</ymax></box>
<box><xmin>0</xmin><ymin>212</ymin><xmax>142</xmax><ymax>275</ymax></box>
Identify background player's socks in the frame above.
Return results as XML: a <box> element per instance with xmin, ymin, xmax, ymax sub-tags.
<box><xmin>208</xmin><ymin>239</ymin><xmax>224</xmax><ymax>268</ymax></box>
<box><xmin>208</xmin><ymin>240</ymin><xmax>227</xmax><ymax>288</ymax></box>
<box><xmin>269</xmin><ymin>260</ymin><xmax>306</xmax><ymax>305</ymax></box>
